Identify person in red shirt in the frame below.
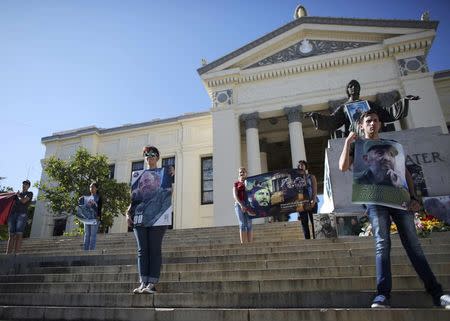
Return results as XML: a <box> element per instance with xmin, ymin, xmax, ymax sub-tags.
<box><xmin>233</xmin><ymin>167</ymin><xmax>253</xmax><ymax>243</ymax></box>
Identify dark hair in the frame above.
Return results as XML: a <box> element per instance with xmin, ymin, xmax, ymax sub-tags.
<box><xmin>142</xmin><ymin>145</ymin><xmax>160</xmax><ymax>157</ymax></box>
<box><xmin>90</xmin><ymin>182</ymin><xmax>100</xmax><ymax>196</ymax></box>
<box><xmin>357</xmin><ymin>110</ymin><xmax>379</xmax><ymax>124</ymax></box>
<box><xmin>346</xmin><ymin>79</ymin><xmax>360</xmax><ymax>98</ymax></box>
<box><xmin>22</xmin><ymin>179</ymin><xmax>31</xmax><ymax>186</ymax></box>
<box><xmin>298</xmin><ymin>160</ymin><xmax>308</xmax><ymax>170</ymax></box>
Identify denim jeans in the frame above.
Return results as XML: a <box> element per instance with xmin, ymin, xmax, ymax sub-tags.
<box><xmin>83</xmin><ymin>223</ymin><xmax>99</xmax><ymax>251</ymax></box>
<box><xmin>366</xmin><ymin>204</ymin><xmax>443</xmax><ymax>302</ymax></box>
<box><xmin>133</xmin><ymin>225</ymin><xmax>167</xmax><ymax>284</ymax></box>
<box><xmin>298</xmin><ymin>203</ymin><xmax>318</xmax><ymax>239</ymax></box>
<box><xmin>8</xmin><ymin>212</ymin><xmax>28</xmax><ymax>234</ymax></box>
<box><xmin>234</xmin><ymin>204</ymin><xmax>252</xmax><ymax>232</ymax></box>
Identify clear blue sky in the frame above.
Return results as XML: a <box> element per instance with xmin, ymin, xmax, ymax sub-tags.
<box><xmin>1</xmin><ymin>0</ymin><xmax>449</xmax><ymax>197</ymax></box>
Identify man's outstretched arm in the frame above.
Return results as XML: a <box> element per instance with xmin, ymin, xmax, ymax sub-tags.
<box><xmin>339</xmin><ymin>132</ymin><xmax>357</xmax><ymax>172</ymax></box>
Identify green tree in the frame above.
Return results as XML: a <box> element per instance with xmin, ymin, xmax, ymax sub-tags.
<box><xmin>0</xmin><ymin>177</ymin><xmax>14</xmax><ymax>193</ymax></box>
<box><xmin>37</xmin><ymin>148</ymin><xmax>130</xmax><ymax>231</ymax></box>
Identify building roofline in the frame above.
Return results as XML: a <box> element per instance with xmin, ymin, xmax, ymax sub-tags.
<box><xmin>434</xmin><ymin>69</ymin><xmax>450</xmax><ymax>79</ymax></box>
<box><xmin>197</xmin><ymin>16</ymin><xmax>438</xmax><ymax>75</ymax></box>
<box><xmin>42</xmin><ymin>111</ymin><xmax>211</xmax><ymax>143</ymax></box>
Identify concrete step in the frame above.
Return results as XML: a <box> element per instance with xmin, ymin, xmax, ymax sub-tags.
<box><xmin>0</xmin><ymin>290</ymin><xmax>446</xmax><ymax>309</ymax></box>
<box><xmin>1</xmin><ymin>274</ymin><xmax>449</xmax><ymax>292</ymax></box>
<box><xmin>1</xmin><ymin>306</ymin><xmax>449</xmax><ymax>321</ymax></box>
<box><xmin>7</xmin><ymin>263</ymin><xmax>450</xmax><ymax>283</ymax></box>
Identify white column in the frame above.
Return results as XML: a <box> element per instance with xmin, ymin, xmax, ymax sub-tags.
<box><xmin>260</xmin><ymin>139</ymin><xmax>268</xmax><ymax>173</ymax></box>
<box><xmin>284</xmin><ymin>106</ymin><xmax>307</xmax><ymax>166</ymax></box>
<box><xmin>212</xmin><ymin>109</ymin><xmax>241</xmax><ymax>227</ymax></box>
<box><xmin>241</xmin><ymin>112</ymin><xmax>261</xmax><ymax>176</ymax></box>
<box><xmin>400</xmin><ymin>73</ymin><xmax>448</xmax><ymax>133</ymax></box>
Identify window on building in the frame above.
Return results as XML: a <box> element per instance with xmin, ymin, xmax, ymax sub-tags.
<box><xmin>201</xmin><ymin>156</ymin><xmax>213</xmax><ymax>204</ymax></box>
<box><xmin>162</xmin><ymin>156</ymin><xmax>175</xmax><ymax>167</ymax></box>
<box><xmin>108</xmin><ymin>164</ymin><xmax>115</xmax><ymax>179</ymax></box>
<box><xmin>130</xmin><ymin>160</ymin><xmax>144</xmax><ymax>182</ymax></box>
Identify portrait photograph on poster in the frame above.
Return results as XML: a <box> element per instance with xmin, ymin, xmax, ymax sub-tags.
<box><xmin>313</xmin><ymin>213</ymin><xmax>337</xmax><ymax>239</ymax></box>
<box><xmin>130</xmin><ymin>167</ymin><xmax>173</xmax><ymax>226</ymax></box>
<box><xmin>245</xmin><ymin>169</ymin><xmax>313</xmax><ymax>219</ymax></box>
<box><xmin>423</xmin><ymin>195</ymin><xmax>450</xmax><ymax>225</ymax></box>
<box><xmin>76</xmin><ymin>195</ymin><xmax>98</xmax><ymax>225</ymax></box>
<box><xmin>335</xmin><ymin>214</ymin><xmax>366</xmax><ymax>237</ymax></box>
<box><xmin>352</xmin><ymin>139</ymin><xmax>410</xmax><ymax>209</ymax></box>
<box><xmin>344</xmin><ymin>100</ymin><xmax>370</xmax><ymax>129</ymax></box>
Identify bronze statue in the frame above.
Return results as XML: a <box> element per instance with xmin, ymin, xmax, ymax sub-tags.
<box><xmin>305</xmin><ymin>80</ymin><xmax>419</xmax><ymax>134</ymax></box>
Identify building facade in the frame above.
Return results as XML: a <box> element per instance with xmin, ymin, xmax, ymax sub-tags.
<box><xmin>31</xmin><ymin>9</ymin><xmax>449</xmax><ymax>238</ymax></box>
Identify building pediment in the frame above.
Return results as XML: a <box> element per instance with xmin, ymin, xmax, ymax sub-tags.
<box><xmin>198</xmin><ymin>16</ymin><xmax>437</xmax><ymax>79</ymax></box>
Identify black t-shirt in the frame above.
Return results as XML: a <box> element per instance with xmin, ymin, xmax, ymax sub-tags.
<box><xmin>13</xmin><ymin>191</ymin><xmax>33</xmax><ymax>214</ymax></box>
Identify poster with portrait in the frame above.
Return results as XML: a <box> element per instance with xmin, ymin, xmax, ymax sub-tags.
<box><xmin>245</xmin><ymin>169</ymin><xmax>312</xmax><ymax>218</ymax></box>
<box><xmin>313</xmin><ymin>213</ymin><xmax>337</xmax><ymax>239</ymax></box>
<box><xmin>130</xmin><ymin>167</ymin><xmax>173</xmax><ymax>226</ymax></box>
<box><xmin>406</xmin><ymin>163</ymin><xmax>428</xmax><ymax>198</ymax></box>
<box><xmin>423</xmin><ymin>195</ymin><xmax>450</xmax><ymax>224</ymax></box>
<box><xmin>76</xmin><ymin>196</ymin><xmax>98</xmax><ymax>225</ymax></box>
<box><xmin>335</xmin><ymin>214</ymin><xmax>365</xmax><ymax>237</ymax></box>
<box><xmin>344</xmin><ymin>100</ymin><xmax>370</xmax><ymax>130</ymax></box>
<box><xmin>352</xmin><ymin>139</ymin><xmax>410</xmax><ymax>210</ymax></box>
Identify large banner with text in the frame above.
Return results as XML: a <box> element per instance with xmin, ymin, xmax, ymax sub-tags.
<box><xmin>245</xmin><ymin>169</ymin><xmax>312</xmax><ymax>218</ymax></box>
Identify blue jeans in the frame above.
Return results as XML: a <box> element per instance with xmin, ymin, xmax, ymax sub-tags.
<box><xmin>366</xmin><ymin>204</ymin><xmax>443</xmax><ymax>303</ymax></box>
<box><xmin>83</xmin><ymin>223</ymin><xmax>99</xmax><ymax>251</ymax></box>
<box><xmin>133</xmin><ymin>225</ymin><xmax>167</xmax><ymax>284</ymax></box>
<box><xmin>8</xmin><ymin>212</ymin><xmax>28</xmax><ymax>234</ymax></box>
<box><xmin>235</xmin><ymin>204</ymin><xmax>252</xmax><ymax>232</ymax></box>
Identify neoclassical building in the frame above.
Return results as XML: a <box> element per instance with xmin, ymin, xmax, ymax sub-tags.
<box><xmin>31</xmin><ymin>8</ymin><xmax>449</xmax><ymax>238</ymax></box>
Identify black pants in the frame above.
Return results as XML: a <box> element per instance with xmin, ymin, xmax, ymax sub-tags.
<box><xmin>299</xmin><ymin>204</ymin><xmax>318</xmax><ymax>239</ymax></box>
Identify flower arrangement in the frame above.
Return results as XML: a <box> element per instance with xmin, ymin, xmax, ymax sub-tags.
<box><xmin>389</xmin><ymin>212</ymin><xmax>449</xmax><ymax>237</ymax></box>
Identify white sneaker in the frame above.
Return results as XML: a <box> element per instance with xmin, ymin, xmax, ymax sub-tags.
<box><xmin>441</xmin><ymin>294</ymin><xmax>450</xmax><ymax>309</ymax></box>
<box><xmin>141</xmin><ymin>283</ymin><xmax>156</xmax><ymax>294</ymax></box>
<box><xmin>132</xmin><ymin>283</ymin><xmax>145</xmax><ymax>294</ymax></box>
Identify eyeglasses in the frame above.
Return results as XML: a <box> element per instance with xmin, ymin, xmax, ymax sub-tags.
<box><xmin>144</xmin><ymin>152</ymin><xmax>158</xmax><ymax>158</ymax></box>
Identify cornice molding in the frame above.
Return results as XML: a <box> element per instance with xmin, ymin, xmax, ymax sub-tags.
<box><xmin>204</xmin><ymin>37</ymin><xmax>433</xmax><ymax>89</ymax></box>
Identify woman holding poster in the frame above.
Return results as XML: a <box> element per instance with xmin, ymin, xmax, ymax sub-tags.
<box><xmin>296</xmin><ymin>160</ymin><xmax>318</xmax><ymax>239</ymax></box>
<box><xmin>233</xmin><ymin>167</ymin><xmax>253</xmax><ymax>243</ymax></box>
<box><xmin>126</xmin><ymin>146</ymin><xmax>174</xmax><ymax>294</ymax></box>
<box><xmin>78</xmin><ymin>182</ymin><xmax>102</xmax><ymax>251</ymax></box>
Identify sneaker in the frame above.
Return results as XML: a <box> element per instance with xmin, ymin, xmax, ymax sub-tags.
<box><xmin>371</xmin><ymin>295</ymin><xmax>391</xmax><ymax>308</ymax></box>
<box><xmin>141</xmin><ymin>283</ymin><xmax>157</xmax><ymax>294</ymax></box>
<box><xmin>440</xmin><ymin>294</ymin><xmax>450</xmax><ymax>309</ymax></box>
<box><xmin>132</xmin><ymin>283</ymin><xmax>145</xmax><ymax>294</ymax></box>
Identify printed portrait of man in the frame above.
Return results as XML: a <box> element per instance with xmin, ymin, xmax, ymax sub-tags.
<box><xmin>314</xmin><ymin>214</ymin><xmax>337</xmax><ymax>239</ymax></box>
<box><xmin>248</xmin><ymin>185</ymin><xmax>271</xmax><ymax>217</ymax></box>
<box><xmin>131</xmin><ymin>169</ymin><xmax>172</xmax><ymax>226</ymax></box>
<box><xmin>355</xmin><ymin>140</ymin><xmax>407</xmax><ymax>189</ymax></box>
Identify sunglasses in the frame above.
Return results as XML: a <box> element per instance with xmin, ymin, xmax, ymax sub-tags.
<box><xmin>144</xmin><ymin>152</ymin><xmax>158</xmax><ymax>158</ymax></box>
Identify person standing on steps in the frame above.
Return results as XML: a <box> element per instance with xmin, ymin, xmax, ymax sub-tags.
<box><xmin>6</xmin><ymin>179</ymin><xmax>33</xmax><ymax>254</ymax></box>
<box><xmin>339</xmin><ymin>110</ymin><xmax>450</xmax><ymax>309</ymax></box>
<box><xmin>295</xmin><ymin>160</ymin><xmax>318</xmax><ymax>239</ymax></box>
<box><xmin>127</xmin><ymin>145</ymin><xmax>174</xmax><ymax>294</ymax></box>
<box><xmin>233</xmin><ymin>167</ymin><xmax>253</xmax><ymax>243</ymax></box>
<box><xmin>78</xmin><ymin>182</ymin><xmax>102</xmax><ymax>251</ymax></box>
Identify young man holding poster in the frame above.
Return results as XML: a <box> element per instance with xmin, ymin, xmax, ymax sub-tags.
<box><xmin>338</xmin><ymin>110</ymin><xmax>449</xmax><ymax>309</ymax></box>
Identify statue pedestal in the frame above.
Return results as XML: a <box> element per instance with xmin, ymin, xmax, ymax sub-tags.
<box><xmin>321</xmin><ymin>126</ymin><xmax>450</xmax><ymax>214</ymax></box>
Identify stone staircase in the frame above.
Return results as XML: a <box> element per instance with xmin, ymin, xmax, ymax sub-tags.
<box><xmin>0</xmin><ymin>221</ymin><xmax>449</xmax><ymax>321</ymax></box>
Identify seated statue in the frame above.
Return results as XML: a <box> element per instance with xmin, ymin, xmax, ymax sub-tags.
<box><xmin>305</xmin><ymin>79</ymin><xmax>419</xmax><ymax>134</ymax></box>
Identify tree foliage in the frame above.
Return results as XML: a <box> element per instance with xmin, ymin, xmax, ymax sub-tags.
<box><xmin>37</xmin><ymin>148</ymin><xmax>130</xmax><ymax>229</ymax></box>
<box><xmin>0</xmin><ymin>177</ymin><xmax>14</xmax><ymax>193</ymax></box>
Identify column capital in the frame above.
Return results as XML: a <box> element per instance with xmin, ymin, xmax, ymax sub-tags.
<box><xmin>240</xmin><ymin>112</ymin><xmax>260</xmax><ymax>129</ymax></box>
<box><xmin>284</xmin><ymin>105</ymin><xmax>303</xmax><ymax>124</ymax></box>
